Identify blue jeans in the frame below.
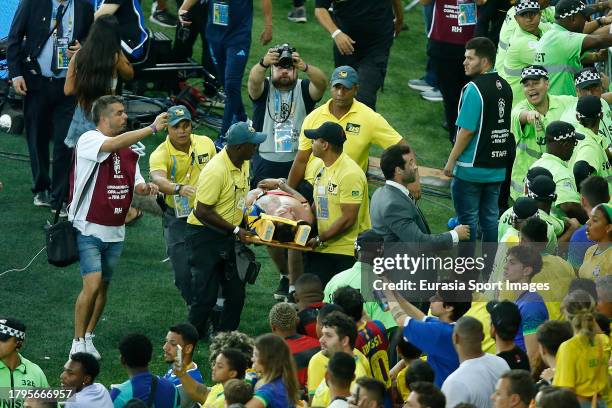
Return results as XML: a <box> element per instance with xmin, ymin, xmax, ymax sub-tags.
<box><xmin>208</xmin><ymin>40</ymin><xmax>249</xmax><ymax>136</ymax></box>
<box><xmin>65</xmin><ymin>105</ymin><xmax>95</xmax><ymax>148</ymax></box>
<box><xmin>76</xmin><ymin>231</ymin><xmax>124</xmax><ymax>282</ymax></box>
<box><xmin>451</xmin><ymin>177</ymin><xmax>501</xmax><ymax>280</ymax></box>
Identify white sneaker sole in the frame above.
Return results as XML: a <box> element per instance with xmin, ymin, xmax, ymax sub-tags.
<box><xmin>421</xmin><ymin>94</ymin><xmax>443</xmax><ymax>102</ymax></box>
<box><xmin>408</xmin><ymin>83</ymin><xmax>434</xmax><ymax>92</ymax></box>
<box><xmin>149</xmin><ymin>15</ymin><xmax>176</xmax><ymax>28</ymax></box>
<box><xmin>288</xmin><ymin>16</ymin><xmax>307</xmax><ymax>22</ymax></box>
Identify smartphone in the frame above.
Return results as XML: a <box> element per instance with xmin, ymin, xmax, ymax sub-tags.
<box><xmin>176</xmin><ymin>344</ymin><xmax>183</xmax><ymax>369</ymax></box>
<box><xmin>373</xmin><ymin>289</ymin><xmax>390</xmax><ymax>312</ymax></box>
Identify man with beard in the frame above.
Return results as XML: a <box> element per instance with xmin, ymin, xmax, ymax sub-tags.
<box><xmin>371</xmin><ymin>144</ymin><xmax>470</xmax><ymax>246</ymax></box>
<box><xmin>247</xmin><ymin>45</ymin><xmax>326</xmax><ymax>301</ymax></box>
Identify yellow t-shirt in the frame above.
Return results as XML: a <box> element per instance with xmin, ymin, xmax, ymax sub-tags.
<box><xmin>307</xmin><ymin>349</ymin><xmax>371</xmax><ymax>399</ymax></box>
<box><xmin>149</xmin><ymin>134</ymin><xmax>216</xmax><ymax>208</ymax></box>
<box><xmin>310</xmin><ymin>349</ymin><xmax>372</xmax><ymax>406</ymax></box>
<box><xmin>298</xmin><ymin>99</ymin><xmax>402</xmax><ymax>172</ymax></box>
<box><xmin>187</xmin><ymin>148</ymin><xmax>249</xmax><ymax>227</ymax></box>
<box><xmin>578</xmin><ymin>245</ymin><xmax>612</xmax><ymax>280</ymax></box>
<box><xmin>553</xmin><ymin>333</ymin><xmax>610</xmax><ymax>398</ymax></box>
<box><xmin>396</xmin><ymin>367</ymin><xmax>410</xmax><ymax>403</ymax></box>
<box><xmin>532</xmin><ymin>255</ymin><xmax>575</xmax><ymax>321</ymax></box>
<box><xmin>313</xmin><ymin>153</ymin><xmax>370</xmax><ymax>255</ymax></box>
<box><xmin>465</xmin><ymin>294</ymin><xmax>496</xmax><ymax>354</ymax></box>
<box><xmin>203</xmin><ymin>383</ymin><xmax>225</xmax><ymax>408</ymax></box>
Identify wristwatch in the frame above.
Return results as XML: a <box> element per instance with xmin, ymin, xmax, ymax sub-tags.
<box><xmin>314</xmin><ymin>236</ymin><xmax>323</xmax><ymax>247</ymax></box>
<box><xmin>173</xmin><ymin>184</ymin><xmax>183</xmax><ymax>195</ymax></box>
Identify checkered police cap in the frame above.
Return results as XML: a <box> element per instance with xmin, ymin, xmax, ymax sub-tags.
<box><xmin>0</xmin><ymin>320</ymin><xmax>25</xmax><ymax>341</ymax></box>
<box><xmin>575</xmin><ymin>69</ymin><xmax>601</xmax><ymax>87</ymax></box>
<box><xmin>556</xmin><ymin>0</ymin><xmax>587</xmax><ymax>19</ymax></box>
<box><xmin>521</xmin><ymin>66</ymin><xmax>548</xmax><ymax>82</ymax></box>
<box><xmin>516</xmin><ymin>0</ymin><xmax>540</xmax><ymax>14</ymax></box>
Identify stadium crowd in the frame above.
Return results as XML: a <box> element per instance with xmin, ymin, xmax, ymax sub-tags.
<box><xmin>2</xmin><ymin>0</ymin><xmax>612</xmax><ymax>406</ymax></box>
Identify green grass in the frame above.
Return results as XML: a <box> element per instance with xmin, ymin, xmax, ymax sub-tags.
<box><xmin>0</xmin><ymin>0</ymin><xmax>454</xmax><ymax>386</ymax></box>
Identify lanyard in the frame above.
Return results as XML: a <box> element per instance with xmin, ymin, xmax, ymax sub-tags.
<box><xmin>167</xmin><ymin>138</ymin><xmax>200</xmax><ymax>183</ymax></box>
<box><xmin>52</xmin><ymin>0</ymin><xmax>74</xmax><ymax>37</ymax></box>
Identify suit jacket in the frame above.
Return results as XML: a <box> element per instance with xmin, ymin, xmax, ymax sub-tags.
<box><xmin>370</xmin><ymin>183</ymin><xmax>453</xmax><ymax>249</ymax></box>
<box><xmin>7</xmin><ymin>0</ymin><xmax>93</xmax><ymax>84</ymax></box>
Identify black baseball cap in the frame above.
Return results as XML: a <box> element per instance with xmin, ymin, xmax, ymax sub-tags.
<box><xmin>545</xmin><ymin>121</ymin><xmax>585</xmax><ymax>143</ymax></box>
<box><xmin>513</xmin><ymin>197</ymin><xmax>539</xmax><ymax>219</ymax></box>
<box><xmin>486</xmin><ymin>301</ymin><xmax>522</xmax><ymax>337</ymax></box>
<box><xmin>577</xmin><ymin>95</ymin><xmax>602</xmax><ymax>119</ymax></box>
<box><xmin>528</xmin><ymin>175</ymin><xmax>557</xmax><ymax>202</ymax></box>
<box><xmin>304</xmin><ymin>122</ymin><xmax>347</xmax><ymax>146</ymax></box>
<box><xmin>555</xmin><ymin>0</ymin><xmax>594</xmax><ymax>19</ymax></box>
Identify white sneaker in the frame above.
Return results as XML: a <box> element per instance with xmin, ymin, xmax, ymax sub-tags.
<box><xmin>69</xmin><ymin>339</ymin><xmax>86</xmax><ymax>359</ymax></box>
<box><xmin>85</xmin><ymin>333</ymin><xmax>102</xmax><ymax>360</ymax></box>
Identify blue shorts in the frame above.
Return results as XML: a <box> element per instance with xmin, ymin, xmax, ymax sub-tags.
<box><xmin>76</xmin><ymin>231</ymin><xmax>124</xmax><ymax>282</ymax></box>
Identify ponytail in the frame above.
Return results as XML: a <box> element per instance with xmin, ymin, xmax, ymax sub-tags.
<box><xmin>562</xmin><ymin>289</ymin><xmax>597</xmax><ymax>343</ymax></box>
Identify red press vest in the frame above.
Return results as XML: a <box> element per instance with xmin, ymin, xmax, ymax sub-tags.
<box><xmin>428</xmin><ymin>0</ymin><xmax>476</xmax><ymax>45</ymax></box>
<box><xmin>70</xmin><ymin>148</ymin><xmax>139</xmax><ymax>227</ymax></box>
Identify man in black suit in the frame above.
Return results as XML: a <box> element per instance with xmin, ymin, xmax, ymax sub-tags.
<box><xmin>7</xmin><ymin>0</ymin><xmax>93</xmax><ymax>211</ymax></box>
<box><xmin>370</xmin><ymin>144</ymin><xmax>470</xmax><ymax>246</ymax></box>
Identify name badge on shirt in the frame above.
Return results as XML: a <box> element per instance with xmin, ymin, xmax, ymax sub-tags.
<box><xmin>173</xmin><ymin>194</ymin><xmax>191</xmax><ymax>218</ymax></box>
<box><xmin>317</xmin><ymin>196</ymin><xmax>329</xmax><ymax>220</ymax></box>
<box><xmin>213</xmin><ymin>1</ymin><xmax>229</xmax><ymax>26</ymax></box>
<box><xmin>457</xmin><ymin>0</ymin><xmax>477</xmax><ymax>26</ymax></box>
<box><xmin>55</xmin><ymin>37</ymin><xmax>70</xmax><ymax>70</ymax></box>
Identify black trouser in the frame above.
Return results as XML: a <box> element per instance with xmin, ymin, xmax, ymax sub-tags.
<box><xmin>172</xmin><ymin>0</ymin><xmax>217</xmax><ymax>83</ymax></box>
<box><xmin>304</xmin><ymin>252</ymin><xmax>355</xmax><ymax>287</ymax></box>
<box><xmin>293</xmin><ymin>0</ymin><xmax>304</xmax><ymax>6</ymax></box>
<box><xmin>430</xmin><ymin>54</ymin><xmax>469</xmax><ymax>143</ymax></box>
<box><xmin>185</xmin><ymin>224</ymin><xmax>246</xmax><ymax>336</ymax></box>
<box><xmin>334</xmin><ymin>37</ymin><xmax>393</xmax><ymax>111</ymax></box>
<box><xmin>163</xmin><ymin>208</ymin><xmax>192</xmax><ymax>305</ymax></box>
<box><xmin>23</xmin><ymin>77</ymin><xmax>76</xmax><ymax>207</ymax></box>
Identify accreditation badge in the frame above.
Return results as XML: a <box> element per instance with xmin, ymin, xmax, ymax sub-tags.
<box><xmin>55</xmin><ymin>37</ymin><xmax>70</xmax><ymax>70</ymax></box>
<box><xmin>213</xmin><ymin>1</ymin><xmax>229</xmax><ymax>26</ymax></box>
<box><xmin>173</xmin><ymin>194</ymin><xmax>191</xmax><ymax>218</ymax></box>
<box><xmin>457</xmin><ymin>0</ymin><xmax>477</xmax><ymax>26</ymax></box>
<box><xmin>317</xmin><ymin>196</ymin><xmax>329</xmax><ymax>220</ymax></box>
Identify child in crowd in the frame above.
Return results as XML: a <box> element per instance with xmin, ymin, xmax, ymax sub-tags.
<box><xmin>579</xmin><ymin>203</ymin><xmax>612</xmax><ymax>279</ymax></box>
<box><xmin>223</xmin><ymin>379</ymin><xmax>253</xmax><ymax>406</ymax></box>
<box><xmin>204</xmin><ymin>349</ymin><xmax>250</xmax><ymax>408</ymax></box>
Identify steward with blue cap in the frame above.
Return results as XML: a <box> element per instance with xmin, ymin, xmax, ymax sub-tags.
<box><xmin>184</xmin><ymin>121</ymin><xmax>266</xmax><ymax>337</ymax></box>
<box><xmin>149</xmin><ymin>105</ymin><xmax>217</xmax><ymax>305</ymax></box>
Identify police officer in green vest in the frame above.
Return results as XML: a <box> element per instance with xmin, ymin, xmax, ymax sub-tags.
<box><xmin>560</xmin><ymin>67</ymin><xmax>612</xmax><ymax>148</ymax></box>
<box><xmin>569</xmin><ymin>95</ymin><xmax>612</xmax><ymax>193</ymax></box>
<box><xmin>533</xmin><ymin>0</ymin><xmax>612</xmax><ymax>96</ymax></box>
<box><xmin>529</xmin><ymin>120</ymin><xmax>588</xmax><ymax>222</ymax></box>
<box><xmin>502</xmin><ymin>0</ymin><xmax>552</xmax><ymax>107</ymax></box>
<box><xmin>510</xmin><ymin>66</ymin><xmax>575</xmax><ymax>201</ymax></box>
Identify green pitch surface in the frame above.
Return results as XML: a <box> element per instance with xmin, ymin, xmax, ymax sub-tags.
<box><xmin>0</xmin><ymin>0</ymin><xmax>454</xmax><ymax>386</ymax></box>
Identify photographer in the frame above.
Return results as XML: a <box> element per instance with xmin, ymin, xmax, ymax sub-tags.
<box><xmin>247</xmin><ymin>44</ymin><xmax>326</xmax><ymax>301</ymax></box>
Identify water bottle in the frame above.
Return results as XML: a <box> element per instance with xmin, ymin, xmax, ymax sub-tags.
<box><xmin>447</xmin><ymin>217</ymin><xmax>459</xmax><ymax>230</ymax></box>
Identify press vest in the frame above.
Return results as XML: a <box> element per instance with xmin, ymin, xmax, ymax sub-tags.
<box><xmin>428</xmin><ymin>0</ymin><xmax>475</xmax><ymax>45</ymax></box>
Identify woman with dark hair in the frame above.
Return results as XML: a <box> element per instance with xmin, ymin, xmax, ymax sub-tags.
<box><xmin>245</xmin><ymin>333</ymin><xmax>299</xmax><ymax>408</ymax></box>
<box><xmin>64</xmin><ymin>14</ymin><xmax>133</xmax><ymax>148</ymax></box>
<box><xmin>579</xmin><ymin>203</ymin><xmax>612</xmax><ymax>280</ymax></box>
<box><xmin>64</xmin><ymin>14</ymin><xmax>138</xmax><ymax>221</ymax></box>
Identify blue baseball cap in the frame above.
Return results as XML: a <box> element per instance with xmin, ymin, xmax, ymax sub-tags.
<box><xmin>226</xmin><ymin>122</ymin><xmax>267</xmax><ymax>146</ymax></box>
<box><xmin>167</xmin><ymin>105</ymin><xmax>192</xmax><ymax>126</ymax></box>
<box><xmin>331</xmin><ymin>66</ymin><xmax>358</xmax><ymax>88</ymax></box>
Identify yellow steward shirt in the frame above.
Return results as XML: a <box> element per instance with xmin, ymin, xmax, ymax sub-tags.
<box><xmin>298</xmin><ymin>99</ymin><xmax>402</xmax><ymax>172</ymax></box>
<box><xmin>149</xmin><ymin>134</ymin><xmax>216</xmax><ymax>208</ymax></box>
<box><xmin>313</xmin><ymin>153</ymin><xmax>370</xmax><ymax>256</ymax></box>
<box><xmin>187</xmin><ymin>148</ymin><xmax>249</xmax><ymax>227</ymax></box>
<box><xmin>554</xmin><ymin>333</ymin><xmax>610</xmax><ymax>398</ymax></box>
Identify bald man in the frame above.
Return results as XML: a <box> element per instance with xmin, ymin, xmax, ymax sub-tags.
<box><xmin>442</xmin><ymin>317</ymin><xmax>510</xmax><ymax>408</ymax></box>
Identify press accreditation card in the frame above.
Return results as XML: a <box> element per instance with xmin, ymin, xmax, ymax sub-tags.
<box><xmin>173</xmin><ymin>194</ymin><xmax>191</xmax><ymax>218</ymax></box>
<box><xmin>457</xmin><ymin>0</ymin><xmax>477</xmax><ymax>26</ymax></box>
<box><xmin>213</xmin><ymin>1</ymin><xmax>229</xmax><ymax>26</ymax></box>
<box><xmin>55</xmin><ymin>37</ymin><xmax>70</xmax><ymax>70</ymax></box>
